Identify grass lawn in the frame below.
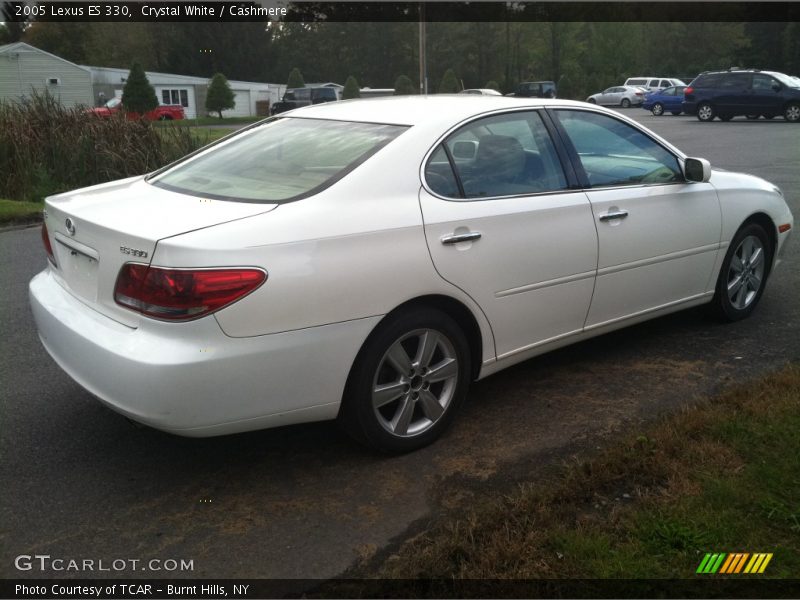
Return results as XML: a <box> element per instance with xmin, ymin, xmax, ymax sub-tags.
<box><xmin>0</xmin><ymin>199</ymin><xmax>43</xmax><ymax>226</ymax></box>
<box><xmin>155</xmin><ymin>115</ymin><xmax>263</xmax><ymax>128</ymax></box>
<box><xmin>332</xmin><ymin>364</ymin><xmax>800</xmax><ymax>589</ymax></box>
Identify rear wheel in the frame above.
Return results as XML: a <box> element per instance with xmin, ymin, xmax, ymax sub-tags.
<box><xmin>651</xmin><ymin>103</ymin><xmax>664</xmax><ymax>116</ymax></box>
<box><xmin>338</xmin><ymin>307</ymin><xmax>471</xmax><ymax>453</ymax></box>
<box><xmin>709</xmin><ymin>223</ymin><xmax>772</xmax><ymax>321</ymax></box>
<box><xmin>785</xmin><ymin>102</ymin><xmax>800</xmax><ymax>123</ymax></box>
<box><xmin>745</xmin><ymin>114</ymin><xmax>760</xmax><ymax>120</ymax></box>
<box><xmin>671</xmin><ymin>111</ymin><xmax>681</xmax><ymax>116</ymax></box>
<box><xmin>720</xmin><ymin>115</ymin><xmax>733</xmax><ymax>122</ymax></box>
<box><xmin>588</xmin><ymin>98</ymin><xmax>597</xmax><ymax>104</ymax></box>
<box><xmin>697</xmin><ymin>102</ymin><xmax>715</xmax><ymax>121</ymax></box>
<box><xmin>621</xmin><ymin>98</ymin><xmax>631</xmax><ymax>108</ymax></box>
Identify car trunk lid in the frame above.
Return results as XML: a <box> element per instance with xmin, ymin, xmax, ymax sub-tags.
<box><xmin>43</xmin><ymin>176</ymin><xmax>276</xmax><ymax>327</ymax></box>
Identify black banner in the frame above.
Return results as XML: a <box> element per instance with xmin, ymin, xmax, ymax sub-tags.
<box><xmin>4</xmin><ymin>578</ymin><xmax>800</xmax><ymax>599</ymax></box>
<box><xmin>2</xmin><ymin>1</ymin><xmax>800</xmax><ymax>23</ymax></box>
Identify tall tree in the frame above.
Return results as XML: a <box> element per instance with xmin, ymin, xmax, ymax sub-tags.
<box><xmin>342</xmin><ymin>76</ymin><xmax>360</xmax><ymax>99</ymax></box>
<box><xmin>206</xmin><ymin>73</ymin><xmax>235</xmax><ymax>118</ymax></box>
<box><xmin>122</xmin><ymin>62</ymin><xmax>158</xmax><ymax>114</ymax></box>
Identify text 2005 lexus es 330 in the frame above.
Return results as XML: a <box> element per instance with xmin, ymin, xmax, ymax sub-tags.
<box><xmin>31</xmin><ymin>97</ymin><xmax>793</xmax><ymax>452</ymax></box>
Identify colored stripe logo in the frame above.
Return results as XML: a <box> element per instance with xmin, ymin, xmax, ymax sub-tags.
<box><xmin>696</xmin><ymin>552</ymin><xmax>773</xmax><ymax>574</ymax></box>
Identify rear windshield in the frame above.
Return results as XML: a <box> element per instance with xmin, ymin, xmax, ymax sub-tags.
<box><xmin>150</xmin><ymin>117</ymin><xmax>407</xmax><ymax>203</ymax></box>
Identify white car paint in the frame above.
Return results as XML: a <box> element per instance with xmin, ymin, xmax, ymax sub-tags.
<box><xmin>587</xmin><ymin>85</ymin><xmax>646</xmax><ymax>106</ymax></box>
<box><xmin>30</xmin><ymin>96</ymin><xmax>793</xmax><ymax>440</ymax></box>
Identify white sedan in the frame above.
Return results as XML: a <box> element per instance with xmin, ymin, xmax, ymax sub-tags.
<box><xmin>30</xmin><ymin>96</ymin><xmax>793</xmax><ymax>453</ymax></box>
<box><xmin>587</xmin><ymin>85</ymin><xmax>646</xmax><ymax>107</ymax></box>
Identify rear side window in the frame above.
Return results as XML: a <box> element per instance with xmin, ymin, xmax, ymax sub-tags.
<box><xmin>425</xmin><ymin>111</ymin><xmax>568</xmax><ymax>199</ymax></box>
<box><xmin>660</xmin><ymin>80</ymin><xmax>672</xmax><ymax>88</ymax></box>
<box><xmin>627</xmin><ymin>79</ymin><xmax>647</xmax><ymax>86</ymax></box>
<box><xmin>554</xmin><ymin>110</ymin><xmax>682</xmax><ymax>188</ymax></box>
<box><xmin>152</xmin><ymin>117</ymin><xmax>407</xmax><ymax>203</ymax></box>
<box><xmin>693</xmin><ymin>73</ymin><xmax>723</xmax><ymax>87</ymax></box>
<box><xmin>719</xmin><ymin>73</ymin><xmax>751</xmax><ymax>89</ymax></box>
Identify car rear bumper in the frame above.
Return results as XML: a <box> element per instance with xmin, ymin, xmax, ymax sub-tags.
<box><xmin>29</xmin><ymin>268</ymin><xmax>380</xmax><ymax>436</ymax></box>
<box><xmin>682</xmin><ymin>100</ymin><xmax>698</xmax><ymax>114</ymax></box>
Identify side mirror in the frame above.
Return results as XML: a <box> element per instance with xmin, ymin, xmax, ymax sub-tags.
<box><xmin>684</xmin><ymin>157</ymin><xmax>711</xmax><ymax>183</ymax></box>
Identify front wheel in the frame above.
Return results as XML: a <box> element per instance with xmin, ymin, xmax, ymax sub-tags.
<box><xmin>697</xmin><ymin>102</ymin><xmax>715</xmax><ymax>121</ymax></box>
<box><xmin>709</xmin><ymin>223</ymin><xmax>772</xmax><ymax>321</ymax></box>
<box><xmin>621</xmin><ymin>98</ymin><xmax>631</xmax><ymax>108</ymax></box>
<box><xmin>338</xmin><ymin>307</ymin><xmax>471</xmax><ymax>453</ymax></box>
<box><xmin>651</xmin><ymin>103</ymin><xmax>664</xmax><ymax>116</ymax></box>
<box><xmin>785</xmin><ymin>102</ymin><xmax>800</xmax><ymax>123</ymax></box>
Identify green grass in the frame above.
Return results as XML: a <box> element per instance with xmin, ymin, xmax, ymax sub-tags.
<box><xmin>337</xmin><ymin>364</ymin><xmax>800</xmax><ymax>582</ymax></box>
<box><xmin>155</xmin><ymin>115</ymin><xmax>263</xmax><ymax>128</ymax></box>
<box><xmin>0</xmin><ymin>199</ymin><xmax>43</xmax><ymax>225</ymax></box>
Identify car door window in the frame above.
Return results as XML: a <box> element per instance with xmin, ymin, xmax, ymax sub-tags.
<box><xmin>660</xmin><ymin>80</ymin><xmax>672</xmax><ymax>88</ymax></box>
<box><xmin>752</xmin><ymin>74</ymin><xmax>778</xmax><ymax>91</ymax></box>
<box><xmin>662</xmin><ymin>87</ymin><xmax>675</xmax><ymax>96</ymax></box>
<box><xmin>719</xmin><ymin>73</ymin><xmax>750</xmax><ymax>89</ymax></box>
<box><xmin>425</xmin><ymin>111</ymin><xmax>568</xmax><ymax>199</ymax></box>
<box><xmin>554</xmin><ymin>110</ymin><xmax>682</xmax><ymax>188</ymax></box>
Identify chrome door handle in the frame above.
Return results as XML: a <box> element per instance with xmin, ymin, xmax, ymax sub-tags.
<box><xmin>441</xmin><ymin>231</ymin><xmax>482</xmax><ymax>245</ymax></box>
<box><xmin>599</xmin><ymin>210</ymin><xmax>629</xmax><ymax>222</ymax></box>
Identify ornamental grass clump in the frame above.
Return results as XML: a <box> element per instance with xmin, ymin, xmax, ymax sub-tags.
<box><xmin>0</xmin><ymin>91</ymin><xmax>201</xmax><ymax>202</ymax></box>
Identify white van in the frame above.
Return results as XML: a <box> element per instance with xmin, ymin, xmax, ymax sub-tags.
<box><xmin>624</xmin><ymin>77</ymin><xmax>686</xmax><ymax>91</ymax></box>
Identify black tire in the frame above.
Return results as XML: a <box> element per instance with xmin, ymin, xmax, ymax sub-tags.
<box><xmin>746</xmin><ymin>114</ymin><xmax>760</xmax><ymax>120</ymax></box>
<box><xmin>764</xmin><ymin>114</ymin><xmax>776</xmax><ymax>120</ymax></box>
<box><xmin>671</xmin><ymin>111</ymin><xmax>681</xmax><ymax>116</ymax></box>
<box><xmin>651</xmin><ymin>103</ymin><xmax>664</xmax><ymax>116</ymax></box>
<box><xmin>697</xmin><ymin>102</ymin><xmax>715</xmax><ymax>122</ymax></box>
<box><xmin>785</xmin><ymin>102</ymin><xmax>800</xmax><ymax>123</ymax></box>
<box><xmin>588</xmin><ymin>98</ymin><xmax>597</xmax><ymax>104</ymax></box>
<box><xmin>621</xmin><ymin>98</ymin><xmax>631</xmax><ymax>108</ymax></box>
<box><xmin>338</xmin><ymin>307</ymin><xmax>471</xmax><ymax>453</ymax></box>
<box><xmin>720</xmin><ymin>115</ymin><xmax>733</xmax><ymax>122</ymax></box>
<box><xmin>709</xmin><ymin>223</ymin><xmax>772</xmax><ymax>322</ymax></box>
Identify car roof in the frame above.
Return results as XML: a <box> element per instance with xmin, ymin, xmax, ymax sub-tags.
<box><xmin>283</xmin><ymin>95</ymin><xmax>589</xmax><ymax>126</ymax></box>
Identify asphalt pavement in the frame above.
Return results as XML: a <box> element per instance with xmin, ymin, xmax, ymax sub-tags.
<box><xmin>1</xmin><ymin>110</ymin><xmax>798</xmax><ymax>582</ymax></box>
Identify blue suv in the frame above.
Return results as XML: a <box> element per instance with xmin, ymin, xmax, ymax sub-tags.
<box><xmin>683</xmin><ymin>69</ymin><xmax>800</xmax><ymax>122</ymax></box>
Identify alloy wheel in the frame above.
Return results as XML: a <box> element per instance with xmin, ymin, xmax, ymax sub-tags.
<box><xmin>785</xmin><ymin>103</ymin><xmax>800</xmax><ymax>122</ymax></box>
<box><xmin>652</xmin><ymin>103</ymin><xmax>664</xmax><ymax>116</ymax></box>
<box><xmin>371</xmin><ymin>328</ymin><xmax>459</xmax><ymax>438</ymax></box>
<box><xmin>727</xmin><ymin>235</ymin><xmax>766</xmax><ymax>310</ymax></box>
<box><xmin>698</xmin><ymin>104</ymin><xmax>714</xmax><ymax>121</ymax></box>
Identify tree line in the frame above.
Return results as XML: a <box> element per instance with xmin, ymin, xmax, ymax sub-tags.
<box><xmin>4</xmin><ymin>21</ymin><xmax>799</xmax><ymax>98</ymax></box>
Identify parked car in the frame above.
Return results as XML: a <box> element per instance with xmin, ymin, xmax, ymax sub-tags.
<box><xmin>507</xmin><ymin>81</ymin><xmax>557</xmax><ymax>98</ymax></box>
<box><xmin>624</xmin><ymin>77</ymin><xmax>687</xmax><ymax>92</ymax></box>
<box><xmin>88</xmin><ymin>97</ymin><xmax>185</xmax><ymax>121</ymax></box>
<box><xmin>586</xmin><ymin>85</ymin><xmax>645</xmax><ymax>107</ymax></box>
<box><xmin>642</xmin><ymin>85</ymin><xmax>687</xmax><ymax>116</ymax></box>
<box><xmin>459</xmin><ymin>88</ymin><xmax>503</xmax><ymax>96</ymax></box>
<box><xmin>32</xmin><ymin>97</ymin><xmax>793</xmax><ymax>453</ymax></box>
<box><xmin>683</xmin><ymin>69</ymin><xmax>800</xmax><ymax>122</ymax></box>
<box><xmin>271</xmin><ymin>86</ymin><xmax>338</xmax><ymax>115</ymax></box>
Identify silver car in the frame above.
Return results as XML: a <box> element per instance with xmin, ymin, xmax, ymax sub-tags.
<box><xmin>587</xmin><ymin>85</ymin><xmax>646</xmax><ymax>108</ymax></box>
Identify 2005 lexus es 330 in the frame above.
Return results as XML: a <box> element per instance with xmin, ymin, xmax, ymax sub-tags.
<box><xmin>31</xmin><ymin>97</ymin><xmax>793</xmax><ymax>452</ymax></box>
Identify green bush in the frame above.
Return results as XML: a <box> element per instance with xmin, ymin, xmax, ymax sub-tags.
<box><xmin>342</xmin><ymin>76</ymin><xmax>361</xmax><ymax>99</ymax></box>
<box><xmin>393</xmin><ymin>75</ymin><xmax>416</xmax><ymax>95</ymax></box>
<box><xmin>206</xmin><ymin>72</ymin><xmax>236</xmax><ymax>118</ymax></box>
<box><xmin>0</xmin><ymin>91</ymin><xmax>202</xmax><ymax>202</ymax></box>
<box><xmin>438</xmin><ymin>69</ymin><xmax>460</xmax><ymax>93</ymax></box>
<box><xmin>286</xmin><ymin>67</ymin><xmax>305</xmax><ymax>89</ymax></box>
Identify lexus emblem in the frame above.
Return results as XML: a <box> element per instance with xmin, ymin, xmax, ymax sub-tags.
<box><xmin>65</xmin><ymin>218</ymin><xmax>76</xmax><ymax>236</ymax></box>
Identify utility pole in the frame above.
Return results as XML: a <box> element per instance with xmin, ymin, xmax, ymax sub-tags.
<box><xmin>418</xmin><ymin>3</ymin><xmax>428</xmax><ymax>94</ymax></box>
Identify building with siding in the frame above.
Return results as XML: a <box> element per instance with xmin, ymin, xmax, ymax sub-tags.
<box><xmin>0</xmin><ymin>43</ymin><xmax>284</xmax><ymax>117</ymax></box>
<box><xmin>87</xmin><ymin>66</ymin><xmax>284</xmax><ymax>119</ymax></box>
<box><xmin>0</xmin><ymin>42</ymin><xmax>93</xmax><ymax>107</ymax></box>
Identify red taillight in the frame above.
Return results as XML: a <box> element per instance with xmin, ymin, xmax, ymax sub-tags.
<box><xmin>41</xmin><ymin>222</ymin><xmax>56</xmax><ymax>265</ymax></box>
<box><xmin>114</xmin><ymin>264</ymin><xmax>267</xmax><ymax>321</ymax></box>
<box><xmin>685</xmin><ymin>86</ymin><xmax>694</xmax><ymax>95</ymax></box>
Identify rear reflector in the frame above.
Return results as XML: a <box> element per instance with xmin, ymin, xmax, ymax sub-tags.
<box><xmin>779</xmin><ymin>224</ymin><xmax>792</xmax><ymax>233</ymax></box>
<box><xmin>114</xmin><ymin>264</ymin><xmax>266</xmax><ymax>321</ymax></box>
<box><xmin>41</xmin><ymin>222</ymin><xmax>56</xmax><ymax>265</ymax></box>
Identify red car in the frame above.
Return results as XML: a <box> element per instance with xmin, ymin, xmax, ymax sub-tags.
<box><xmin>89</xmin><ymin>97</ymin><xmax>185</xmax><ymax>121</ymax></box>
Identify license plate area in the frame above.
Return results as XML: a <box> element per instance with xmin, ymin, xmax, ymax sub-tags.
<box><xmin>54</xmin><ymin>235</ymin><xmax>99</xmax><ymax>302</ymax></box>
